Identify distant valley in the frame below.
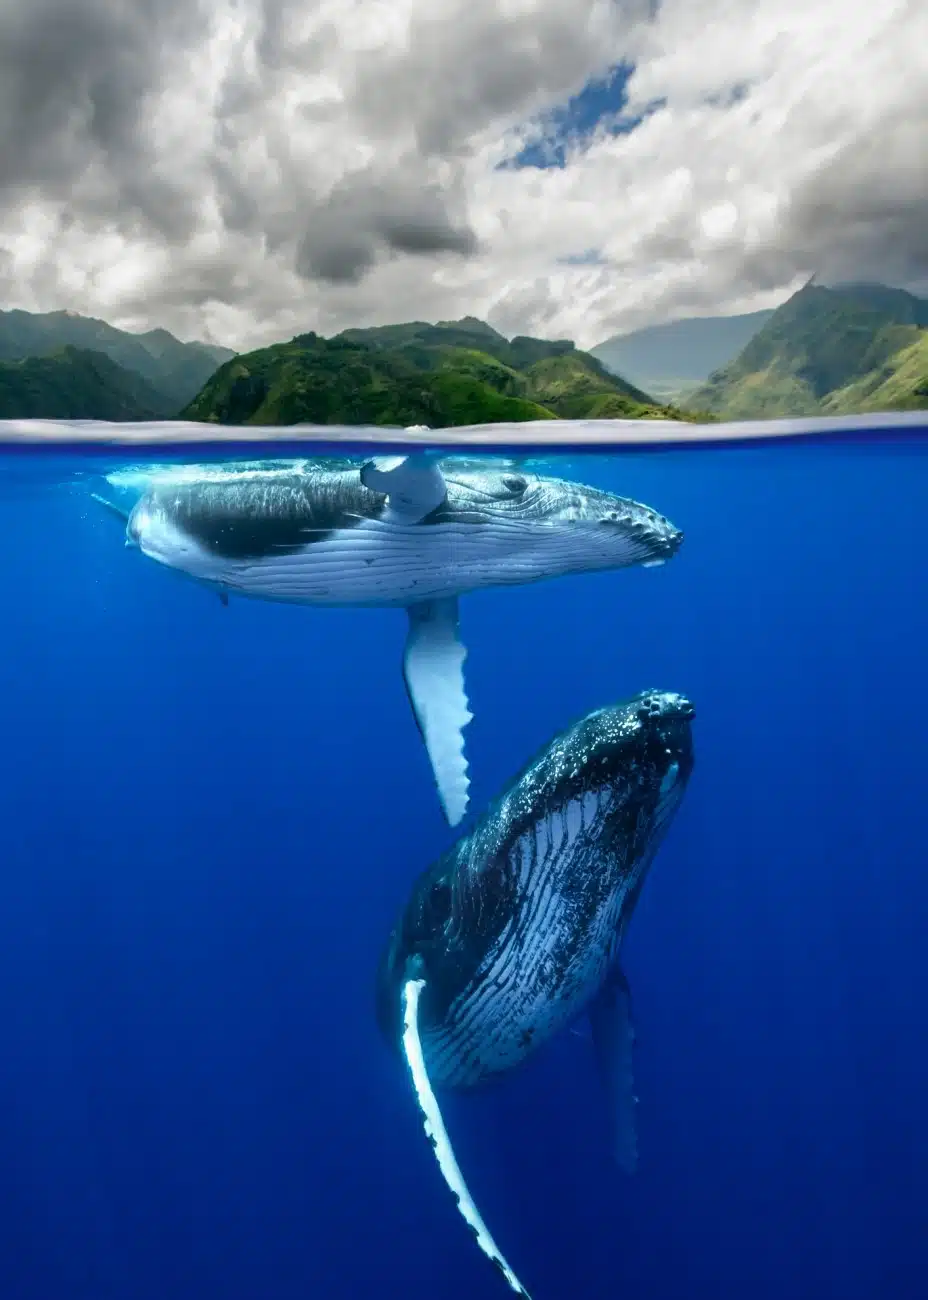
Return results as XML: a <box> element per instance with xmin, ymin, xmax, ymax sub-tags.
<box><xmin>591</xmin><ymin>309</ymin><xmax>775</xmax><ymax>401</ymax></box>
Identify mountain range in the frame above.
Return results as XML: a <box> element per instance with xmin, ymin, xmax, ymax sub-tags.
<box><xmin>591</xmin><ymin>309</ymin><xmax>775</xmax><ymax>399</ymax></box>
<box><xmin>1</xmin><ymin>284</ymin><xmax>926</xmax><ymax>427</ymax></box>
<box><xmin>0</xmin><ymin>346</ymin><xmax>173</xmax><ymax>420</ymax></box>
<box><xmin>181</xmin><ymin>317</ymin><xmax>689</xmax><ymax>427</ymax></box>
<box><xmin>0</xmin><ymin>309</ymin><xmax>234</xmax><ymax>418</ymax></box>
<box><xmin>689</xmin><ymin>282</ymin><xmax>928</xmax><ymax>418</ymax></box>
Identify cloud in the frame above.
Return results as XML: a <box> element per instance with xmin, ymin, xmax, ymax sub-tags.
<box><xmin>0</xmin><ymin>0</ymin><xmax>924</xmax><ymax>349</ymax></box>
<box><xmin>0</xmin><ymin>1</ymin><xmax>209</xmax><ymax>234</ymax></box>
<box><xmin>295</xmin><ymin>169</ymin><xmax>478</xmax><ymax>284</ymax></box>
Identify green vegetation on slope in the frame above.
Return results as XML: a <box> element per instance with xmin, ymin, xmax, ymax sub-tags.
<box><xmin>0</xmin><ymin>346</ymin><xmax>174</xmax><ymax>420</ymax></box>
<box><xmin>182</xmin><ymin>318</ymin><xmax>693</xmax><ymax>427</ymax></box>
<box><xmin>0</xmin><ymin>308</ymin><xmax>234</xmax><ymax>412</ymax></box>
<box><xmin>822</xmin><ymin>332</ymin><xmax>928</xmax><ymax>413</ymax></box>
<box><xmin>690</xmin><ymin>282</ymin><xmax>928</xmax><ymax>418</ymax></box>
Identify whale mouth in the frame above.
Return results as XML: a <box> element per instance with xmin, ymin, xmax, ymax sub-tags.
<box><xmin>125</xmin><ymin>501</ymin><xmax>147</xmax><ymax>548</ymax></box>
<box><xmin>126</xmin><ymin>496</ymin><xmax>207</xmax><ymax>569</ymax></box>
<box><xmin>595</xmin><ymin>516</ymin><xmax>683</xmax><ymax>567</ymax></box>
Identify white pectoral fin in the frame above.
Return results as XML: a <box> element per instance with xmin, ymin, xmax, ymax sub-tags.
<box><xmin>403</xmin><ymin>598</ymin><xmax>471</xmax><ymax>827</ymax></box>
<box><xmin>360</xmin><ymin>453</ymin><xmax>446</xmax><ymax>522</ymax></box>
<box><xmin>401</xmin><ymin>979</ymin><xmax>531</xmax><ymax>1299</ymax></box>
<box><xmin>589</xmin><ymin>964</ymin><xmax>639</xmax><ymax>1174</ymax></box>
<box><xmin>90</xmin><ymin>492</ymin><xmax>131</xmax><ymax>524</ymax></box>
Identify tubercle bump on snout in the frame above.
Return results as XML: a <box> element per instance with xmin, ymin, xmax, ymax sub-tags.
<box><xmin>634</xmin><ymin>691</ymin><xmax>695</xmax><ymax>724</ymax></box>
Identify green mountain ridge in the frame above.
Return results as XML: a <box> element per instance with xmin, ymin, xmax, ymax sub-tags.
<box><xmin>3</xmin><ymin>290</ymin><xmax>924</xmax><ymax>427</ymax></box>
<box><xmin>691</xmin><ymin>283</ymin><xmax>928</xmax><ymax>418</ymax></box>
<box><xmin>0</xmin><ymin>308</ymin><xmax>235</xmax><ymax>414</ymax></box>
<box><xmin>182</xmin><ymin>318</ymin><xmax>694</xmax><ymax>427</ymax></box>
<box><xmin>0</xmin><ymin>346</ymin><xmax>176</xmax><ymax>420</ymax></box>
<box><xmin>821</xmin><ymin>331</ymin><xmax>928</xmax><ymax>413</ymax></box>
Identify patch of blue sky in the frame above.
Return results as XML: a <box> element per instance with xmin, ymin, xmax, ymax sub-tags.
<box><xmin>557</xmin><ymin>249</ymin><xmax>608</xmax><ymax>266</ymax></box>
<box><xmin>501</xmin><ymin>62</ymin><xmax>663</xmax><ymax>171</ymax></box>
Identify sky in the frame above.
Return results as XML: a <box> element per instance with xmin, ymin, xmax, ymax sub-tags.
<box><xmin>0</xmin><ymin>0</ymin><xmax>925</xmax><ymax>351</ymax></box>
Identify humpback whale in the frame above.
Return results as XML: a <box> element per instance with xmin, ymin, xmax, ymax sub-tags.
<box><xmin>110</xmin><ymin>454</ymin><xmax>683</xmax><ymax>825</ymax></box>
<box><xmin>376</xmin><ymin>690</ymin><xmax>695</xmax><ymax>1297</ymax></box>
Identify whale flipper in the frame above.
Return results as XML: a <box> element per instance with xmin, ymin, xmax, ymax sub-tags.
<box><xmin>360</xmin><ymin>453</ymin><xmax>447</xmax><ymax>522</ymax></box>
<box><xmin>589</xmin><ymin>964</ymin><xmax>639</xmax><ymax>1174</ymax></box>
<box><xmin>402</xmin><ymin>978</ymin><xmax>531</xmax><ymax>1298</ymax></box>
<box><xmin>90</xmin><ymin>493</ymin><xmax>131</xmax><ymax>523</ymax></box>
<box><xmin>403</xmin><ymin>598</ymin><xmax>472</xmax><ymax>827</ymax></box>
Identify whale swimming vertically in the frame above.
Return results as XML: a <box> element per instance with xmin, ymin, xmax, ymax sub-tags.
<box><xmin>376</xmin><ymin>690</ymin><xmax>695</xmax><ymax>1297</ymax></box>
<box><xmin>106</xmin><ymin>453</ymin><xmax>683</xmax><ymax>826</ymax></box>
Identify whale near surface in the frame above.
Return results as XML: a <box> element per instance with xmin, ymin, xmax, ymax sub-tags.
<box><xmin>103</xmin><ymin>452</ymin><xmax>683</xmax><ymax>826</ymax></box>
<box><xmin>377</xmin><ymin>690</ymin><xmax>695</xmax><ymax>1297</ymax></box>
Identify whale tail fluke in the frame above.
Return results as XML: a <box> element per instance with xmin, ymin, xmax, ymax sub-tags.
<box><xmin>401</xmin><ymin>978</ymin><xmax>531</xmax><ymax>1298</ymax></box>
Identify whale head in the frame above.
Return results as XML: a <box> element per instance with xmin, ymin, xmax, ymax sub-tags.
<box><xmin>376</xmin><ymin>688</ymin><xmax>694</xmax><ymax>1083</ymax></box>
<box><xmin>127</xmin><ymin>495</ymin><xmax>188</xmax><ymax>560</ymax></box>
<box><xmin>433</xmin><ymin>464</ymin><xmax>683</xmax><ymax>573</ymax></box>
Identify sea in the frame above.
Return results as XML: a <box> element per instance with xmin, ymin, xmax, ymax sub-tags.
<box><xmin>0</xmin><ymin>414</ymin><xmax>925</xmax><ymax>1300</ymax></box>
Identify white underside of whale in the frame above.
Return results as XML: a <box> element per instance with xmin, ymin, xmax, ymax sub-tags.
<box><xmin>131</xmin><ymin>505</ymin><xmax>647</xmax><ymax>607</ymax></box>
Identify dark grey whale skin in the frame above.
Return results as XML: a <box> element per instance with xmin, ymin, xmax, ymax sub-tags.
<box><xmin>376</xmin><ymin>689</ymin><xmax>695</xmax><ymax>1088</ymax></box>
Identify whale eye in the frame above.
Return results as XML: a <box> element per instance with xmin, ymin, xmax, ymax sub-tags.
<box><xmin>501</xmin><ymin>474</ymin><xmax>527</xmax><ymax>496</ymax></box>
<box><xmin>421</xmin><ymin>878</ymin><xmax>452</xmax><ymax>934</ymax></box>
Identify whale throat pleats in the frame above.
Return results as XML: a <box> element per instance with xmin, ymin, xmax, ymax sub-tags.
<box><xmin>401</xmin><ymin>978</ymin><xmax>531</xmax><ymax>1299</ymax></box>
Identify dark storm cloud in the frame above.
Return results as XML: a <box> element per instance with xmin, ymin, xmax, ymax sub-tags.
<box><xmin>296</xmin><ymin>174</ymin><xmax>478</xmax><ymax>284</ymax></box>
<box><xmin>208</xmin><ymin>158</ymin><xmax>266</xmax><ymax>239</ymax></box>
<box><xmin>253</xmin><ymin>0</ymin><xmax>337</xmax><ymax>74</ymax></box>
<box><xmin>705</xmin><ymin>113</ymin><xmax>928</xmax><ymax>306</ymax></box>
<box><xmin>621</xmin><ymin>85</ymin><xmax>928</xmax><ymax>320</ymax></box>
<box><xmin>0</xmin><ymin>0</ymin><xmax>209</xmax><ymax>238</ymax></box>
<box><xmin>348</xmin><ymin>4</ymin><xmax>650</xmax><ymax>156</ymax></box>
<box><xmin>781</xmin><ymin>115</ymin><xmax>928</xmax><ymax>289</ymax></box>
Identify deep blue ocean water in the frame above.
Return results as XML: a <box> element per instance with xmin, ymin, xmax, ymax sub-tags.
<box><xmin>0</xmin><ymin>435</ymin><xmax>926</xmax><ymax>1300</ymax></box>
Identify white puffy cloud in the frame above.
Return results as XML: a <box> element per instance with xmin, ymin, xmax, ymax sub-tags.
<box><xmin>0</xmin><ymin>0</ymin><xmax>924</xmax><ymax>350</ymax></box>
